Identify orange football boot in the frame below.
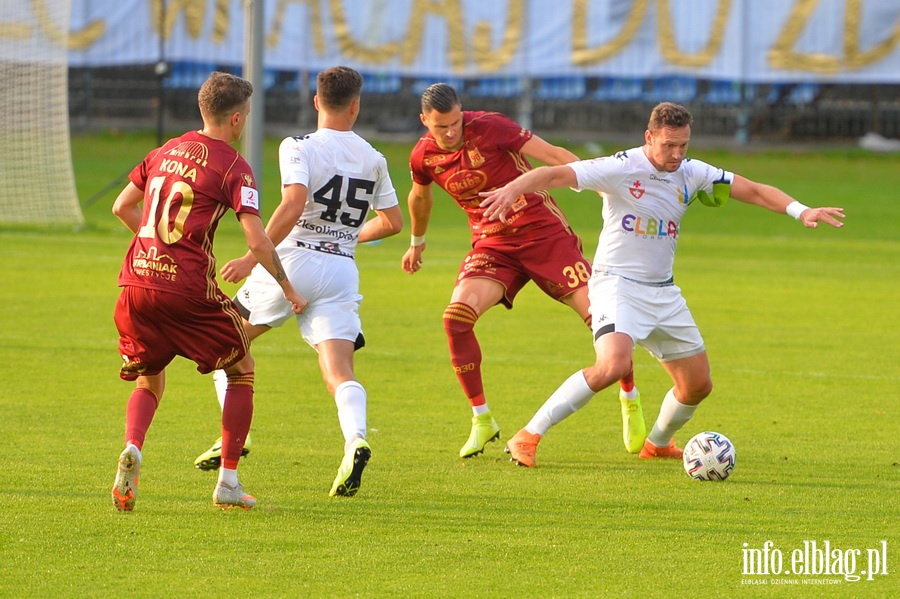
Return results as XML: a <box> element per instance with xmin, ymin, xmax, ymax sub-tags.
<box><xmin>504</xmin><ymin>429</ymin><xmax>542</xmax><ymax>468</ymax></box>
<box><xmin>638</xmin><ymin>438</ymin><xmax>683</xmax><ymax>459</ymax></box>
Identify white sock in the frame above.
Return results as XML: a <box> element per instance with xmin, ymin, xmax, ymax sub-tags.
<box><xmin>217</xmin><ymin>467</ymin><xmax>238</xmax><ymax>487</ymax></box>
<box><xmin>125</xmin><ymin>443</ymin><xmax>142</xmax><ymax>462</ymax></box>
<box><xmin>212</xmin><ymin>369</ymin><xmax>227</xmax><ymax>411</ymax></box>
<box><xmin>526</xmin><ymin>370</ymin><xmax>595</xmax><ymax>436</ymax></box>
<box><xmin>335</xmin><ymin>380</ymin><xmax>367</xmax><ymax>450</ymax></box>
<box><xmin>647</xmin><ymin>388</ymin><xmax>697</xmax><ymax>447</ymax></box>
<box><xmin>472</xmin><ymin>404</ymin><xmax>490</xmax><ymax>417</ymax></box>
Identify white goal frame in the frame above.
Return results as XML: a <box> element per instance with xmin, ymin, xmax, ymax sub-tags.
<box><xmin>0</xmin><ymin>0</ymin><xmax>83</xmax><ymax>226</ymax></box>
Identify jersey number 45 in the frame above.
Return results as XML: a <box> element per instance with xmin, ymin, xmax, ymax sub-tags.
<box><xmin>313</xmin><ymin>174</ymin><xmax>372</xmax><ymax>227</ymax></box>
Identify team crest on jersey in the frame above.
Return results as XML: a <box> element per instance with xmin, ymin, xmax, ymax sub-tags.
<box><xmin>629</xmin><ymin>180</ymin><xmax>645</xmax><ymax>199</ymax></box>
<box><xmin>242</xmin><ymin>173</ymin><xmax>254</xmax><ymax>187</ymax></box>
<box><xmin>467</xmin><ymin>147</ymin><xmax>485</xmax><ymax>168</ymax></box>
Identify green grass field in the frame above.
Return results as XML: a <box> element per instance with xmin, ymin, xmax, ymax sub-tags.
<box><xmin>1</xmin><ymin>131</ymin><xmax>898</xmax><ymax>597</ymax></box>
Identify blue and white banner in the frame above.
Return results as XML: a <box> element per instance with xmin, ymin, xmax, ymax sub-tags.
<box><xmin>11</xmin><ymin>0</ymin><xmax>900</xmax><ymax>83</ymax></box>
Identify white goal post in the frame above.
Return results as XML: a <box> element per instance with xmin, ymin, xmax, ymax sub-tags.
<box><xmin>0</xmin><ymin>0</ymin><xmax>83</xmax><ymax>226</ymax></box>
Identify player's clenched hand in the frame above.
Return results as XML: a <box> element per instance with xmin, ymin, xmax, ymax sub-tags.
<box><xmin>221</xmin><ymin>254</ymin><xmax>258</xmax><ymax>283</ymax></box>
<box><xmin>284</xmin><ymin>289</ymin><xmax>308</xmax><ymax>314</ymax></box>
<box><xmin>402</xmin><ymin>244</ymin><xmax>426</xmax><ymax>274</ymax></box>
<box><xmin>799</xmin><ymin>206</ymin><xmax>845</xmax><ymax>229</ymax></box>
<box><xmin>479</xmin><ymin>187</ymin><xmax>518</xmax><ymax>222</ymax></box>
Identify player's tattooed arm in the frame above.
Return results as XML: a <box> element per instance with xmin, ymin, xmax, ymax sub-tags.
<box><xmin>271</xmin><ymin>250</ymin><xmax>289</xmax><ymax>282</ymax></box>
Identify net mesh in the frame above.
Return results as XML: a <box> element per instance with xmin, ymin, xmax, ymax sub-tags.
<box><xmin>0</xmin><ymin>0</ymin><xmax>82</xmax><ymax>225</ymax></box>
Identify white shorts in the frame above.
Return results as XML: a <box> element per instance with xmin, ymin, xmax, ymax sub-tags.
<box><xmin>589</xmin><ymin>273</ymin><xmax>705</xmax><ymax>362</ymax></box>
<box><xmin>235</xmin><ymin>246</ymin><xmax>362</xmax><ymax>348</ymax></box>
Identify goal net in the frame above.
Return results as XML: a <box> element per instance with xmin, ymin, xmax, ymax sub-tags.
<box><xmin>0</xmin><ymin>0</ymin><xmax>83</xmax><ymax>226</ymax></box>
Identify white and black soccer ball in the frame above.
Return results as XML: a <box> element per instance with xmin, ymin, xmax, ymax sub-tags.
<box><xmin>683</xmin><ymin>431</ymin><xmax>736</xmax><ymax>481</ymax></box>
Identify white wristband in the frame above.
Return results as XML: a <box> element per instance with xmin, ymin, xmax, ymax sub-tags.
<box><xmin>411</xmin><ymin>234</ymin><xmax>426</xmax><ymax>247</ymax></box>
<box><xmin>785</xmin><ymin>201</ymin><xmax>809</xmax><ymax>220</ymax></box>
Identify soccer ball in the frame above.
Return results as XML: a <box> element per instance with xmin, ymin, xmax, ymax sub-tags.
<box><xmin>683</xmin><ymin>431</ymin><xmax>736</xmax><ymax>481</ymax></box>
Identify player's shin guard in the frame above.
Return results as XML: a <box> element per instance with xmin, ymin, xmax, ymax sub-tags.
<box><xmin>443</xmin><ymin>302</ymin><xmax>485</xmax><ymax>406</ymax></box>
<box><xmin>221</xmin><ymin>372</ymin><xmax>254</xmax><ymax>470</ymax></box>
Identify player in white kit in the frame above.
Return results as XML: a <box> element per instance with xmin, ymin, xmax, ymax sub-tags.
<box><xmin>479</xmin><ymin>102</ymin><xmax>845</xmax><ymax>467</ymax></box>
<box><xmin>194</xmin><ymin>67</ymin><xmax>403</xmax><ymax>495</ymax></box>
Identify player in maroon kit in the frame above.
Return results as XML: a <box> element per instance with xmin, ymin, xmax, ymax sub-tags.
<box><xmin>109</xmin><ymin>71</ymin><xmax>306</xmax><ymax>511</ymax></box>
<box><xmin>402</xmin><ymin>83</ymin><xmax>642</xmax><ymax>460</ymax></box>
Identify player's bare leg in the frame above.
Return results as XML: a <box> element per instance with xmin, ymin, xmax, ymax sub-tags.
<box><xmin>561</xmin><ymin>288</ymin><xmax>645</xmax><ymax>452</ymax></box>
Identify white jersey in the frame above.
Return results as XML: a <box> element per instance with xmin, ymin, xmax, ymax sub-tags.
<box><xmin>279</xmin><ymin>129</ymin><xmax>398</xmax><ymax>258</ymax></box>
<box><xmin>570</xmin><ymin>148</ymin><xmax>732</xmax><ymax>283</ymax></box>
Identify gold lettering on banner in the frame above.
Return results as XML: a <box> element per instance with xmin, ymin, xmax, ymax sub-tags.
<box><xmin>401</xmin><ymin>0</ymin><xmax>467</xmax><ymax>68</ymax></box>
<box><xmin>769</xmin><ymin>0</ymin><xmax>839</xmax><ymax>72</ymax></box>
<box><xmin>658</xmin><ymin>0</ymin><xmax>731</xmax><ymax>67</ymax></box>
<box><xmin>267</xmin><ymin>0</ymin><xmax>325</xmax><ymax>53</ymax></box>
<box><xmin>0</xmin><ymin>23</ymin><xmax>28</xmax><ymax>40</ymax></box>
<box><xmin>330</xmin><ymin>0</ymin><xmax>402</xmax><ymax>63</ymax></box>
<box><xmin>472</xmin><ymin>0</ymin><xmax>523</xmax><ymax>71</ymax></box>
<box><xmin>769</xmin><ymin>0</ymin><xmax>900</xmax><ymax>73</ymax></box>
<box><xmin>3</xmin><ymin>0</ymin><xmax>104</xmax><ymax>49</ymax></box>
<box><xmin>211</xmin><ymin>0</ymin><xmax>229</xmax><ymax>43</ymax></box>
<box><xmin>844</xmin><ymin>0</ymin><xmax>900</xmax><ymax>69</ymax></box>
<box><xmin>572</xmin><ymin>0</ymin><xmax>648</xmax><ymax>65</ymax></box>
<box><xmin>68</xmin><ymin>18</ymin><xmax>105</xmax><ymax>50</ymax></box>
<box><xmin>151</xmin><ymin>0</ymin><xmax>230</xmax><ymax>43</ymax></box>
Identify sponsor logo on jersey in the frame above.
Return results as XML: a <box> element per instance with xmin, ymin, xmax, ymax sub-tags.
<box><xmin>629</xmin><ymin>180</ymin><xmax>645</xmax><ymax>199</ymax></box>
<box><xmin>445</xmin><ymin>170</ymin><xmax>487</xmax><ymax>198</ymax></box>
<box><xmin>298</xmin><ymin>219</ymin><xmax>356</xmax><ymax>242</ymax></box>
<box><xmin>424</xmin><ymin>154</ymin><xmax>448</xmax><ymax>166</ymax></box>
<box><xmin>166</xmin><ymin>141</ymin><xmax>209</xmax><ymax>167</ymax></box>
<box><xmin>131</xmin><ymin>246</ymin><xmax>179</xmax><ymax>280</ymax></box>
<box><xmin>621</xmin><ymin>214</ymin><xmax>679</xmax><ymax>238</ymax></box>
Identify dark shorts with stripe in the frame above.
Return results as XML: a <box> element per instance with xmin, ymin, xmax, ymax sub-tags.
<box><xmin>457</xmin><ymin>224</ymin><xmax>591</xmax><ymax>308</ymax></box>
<box><xmin>114</xmin><ymin>286</ymin><xmax>249</xmax><ymax>381</ymax></box>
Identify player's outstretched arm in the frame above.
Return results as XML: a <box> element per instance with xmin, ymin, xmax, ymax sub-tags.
<box><xmin>402</xmin><ymin>182</ymin><xmax>433</xmax><ymax>274</ymax></box>
<box><xmin>480</xmin><ymin>165</ymin><xmax>578</xmax><ymax>223</ymax></box>
<box><xmin>520</xmin><ymin>135</ymin><xmax>580</xmax><ymax>166</ymax></box>
<box><xmin>238</xmin><ymin>212</ymin><xmax>307</xmax><ymax>314</ymax></box>
<box><xmin>222</xmin><ymin>183</ymin><xmax>309</xmax><ymax>283</ymax></box>
<box><xmin>730</xmin><ymin>175</ymin><xmax>845</xmax><ymax>229</ymax></box>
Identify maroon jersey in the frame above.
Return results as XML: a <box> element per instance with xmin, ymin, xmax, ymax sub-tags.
<box><xmin>118</xmin><ymin>131</ymin><xmax>260</xmax><ymax>298</ymax></box>
<box><xmin>409</xmin><ymin>110</ymin><xmax>574</xmax><ymax>241</ymax></box>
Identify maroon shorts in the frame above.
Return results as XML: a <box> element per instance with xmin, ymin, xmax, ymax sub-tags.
<box><xmin>458</xmin><ymin>224</ymin><xmax>591</xmax><ymax>308</ymax></box>
<box><xmin>114</xmin><ymin>286</ymin><xmax>249</xmax><ymax>381</ymax></box>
